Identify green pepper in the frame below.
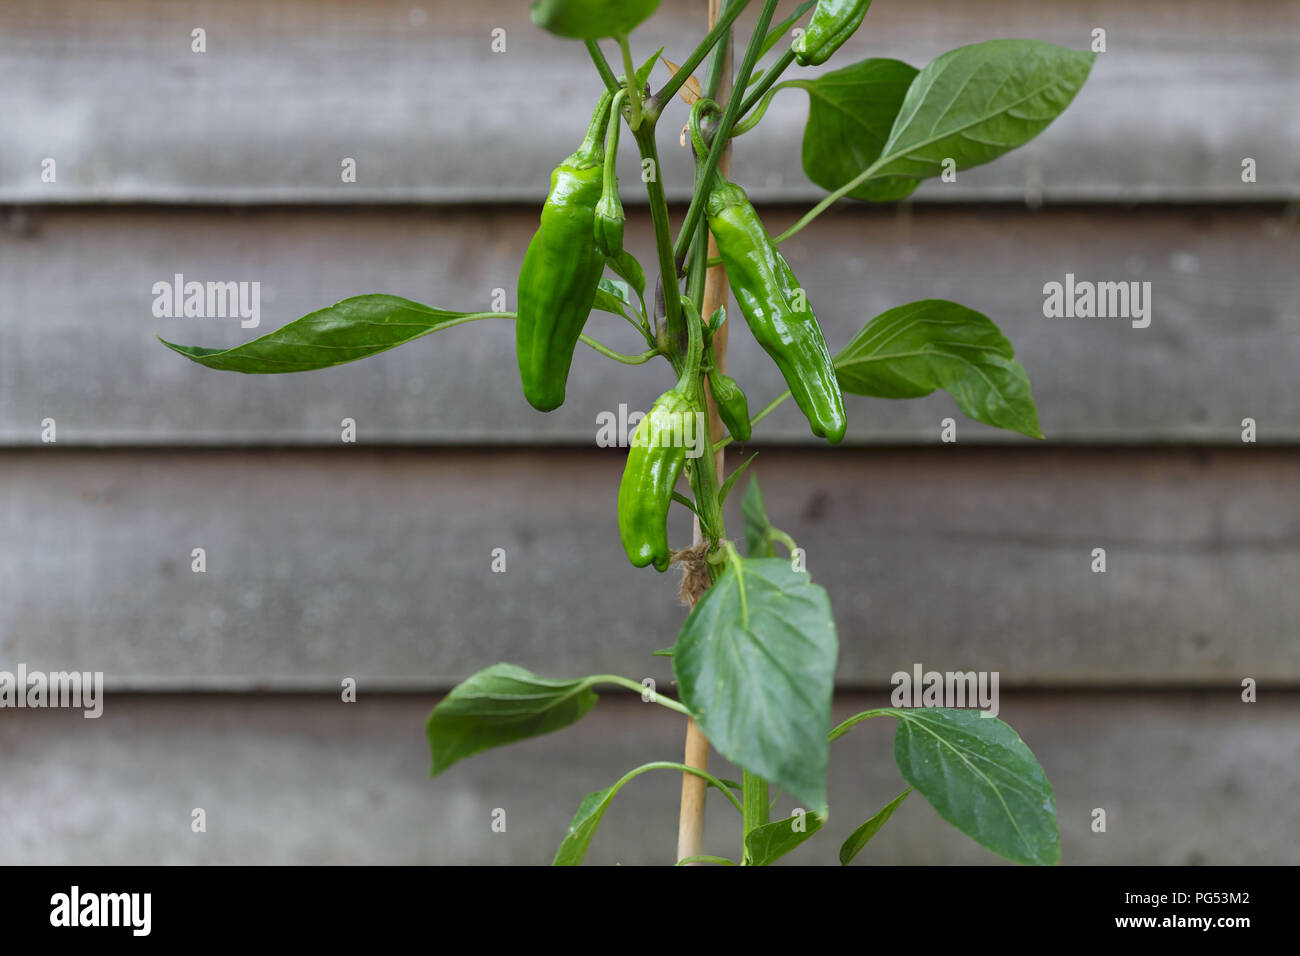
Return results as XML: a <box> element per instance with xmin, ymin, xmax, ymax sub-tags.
<box><xmin>594</xmin><ymin>91</ymin><xmax>626</xmax><ymax>258</ymax></box>
<box><xmin>618</xmin><ymin>300</ymin><xmax>704</xmax><ymax>571</ymax></box>
<box><xmin>516</xmin><ymin>91</ymin><xmax>613</xmax><ymax>412</ymax></box>
<box><xmin>706</xmin><ymin>175</ymin><xmax>847</xmax><ymax>444</ymax></box>
<box><xmin>708</xmin><ymin>367</ymin><xmax>751</xmax><ymax>443</ymax></box>
<box><xmin>531</xmin><ymin>0</ymin><xmax>660</xmax><ymax>40</ymax></box>
<box><xmin>792</xmin><ymin>0</ymin><xmax>872</xmax><ymax>67</ymax></box>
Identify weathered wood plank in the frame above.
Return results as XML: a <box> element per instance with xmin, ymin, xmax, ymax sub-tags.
<box><xmin>3</xmin><ymin>447</ymin><xmax>1297</xmax><ymax>686</ymax></box>
<box><xmin>1</xmin><ymin>692</ymin><xmax>1294</xmax><ymax>864</ymax></box>
<box><xmin>2</xmin><ymin>205</ymin><xmax>1296</xmax><ymax>445</ymax></box>
<box><xmin>1</xmin><ymin>0</ymin><xmax>1295</xmax><ymax>203</ymax></box>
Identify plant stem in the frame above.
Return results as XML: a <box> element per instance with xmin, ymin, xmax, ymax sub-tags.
<box><xmin>737</xmin><ymin>46</ymin><xmax>796</xmax><ymax>119</ymax></box>
<box><xmin>578</xmin><ymin>335</ymin><xmax>657</xmax><ymax>365</ymax></box>
<box><xmin>631</xmin><ymin>124</ymin><xmax>686</xmax><ymax>353</ymax></box>
<box><xmin>731</xmin><ymin>79</ymin><xmax>800</xmax><ymax>137</ymax></box>
<box><xmin>585</xmin><ymin>39</ymin><xmax>621</xmax><ymax>92</ymax></box>
<box><xmin>592</xmin><ymin>674</ymin><xmax>693</xmax><ymax>717</ymax></box>
<box><xmin>672</xmin><ymin>0</ymin><xmax>780</xmax><ymax>268</ymax></box>
<box><xmin>617</xmin><ymin>35</ymin><xmax>644</xmax><ymax>130</ymax></box>
<box><xmin>652</xmin><ymin>0</ymin><xmax>754</xmax><ymax>109</ymax></box>
<box><xmin>775</xmin><ymin>154</ymin><xmax>888</xmax><ymax>244</ymax></box>
<box><xmin>742</xmin><ymin>769</ymin><xmax>770</xmax><ymax>857</ymax></box>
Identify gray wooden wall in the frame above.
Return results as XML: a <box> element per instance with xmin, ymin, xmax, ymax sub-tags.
<box><xmin>1</xmin><ymin>0</ymin><xmax>1297</xmax><ymax>865</ymax></box>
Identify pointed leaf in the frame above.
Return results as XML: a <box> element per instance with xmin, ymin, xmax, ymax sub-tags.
<box><xmin>839</xmin><ymin>788</ymin><xmax>911</xmax><ymax>865</ymax></box>
<box><xmin>717</xmin><ymin>453</ymin><xmax>757</xmax><ymax>507</ymax></box>
<box><xmin>636</xmin><ymin>46</ymin><xmax>664</xmax><ymax>92</ymax></box>
<box><xmin>744</xmin><ymin>809</ymin><xmax>826</xmax><ymax>866</ymax></box>
<box><xmin>873</xmin><ymin>39</ymin><xmax>1095</xmax><ymax>181</ymax></box>
<box><xmin>608</xmin><ymin>249</ymin><xmax>647</xmax><ymax>300</ymax></box>
<box><xmin>426</xmin><ymin>664</ymin><xmax>599</xmax><ymax>776</ymax></box>
<box><xmin>673</xmin><ymin>559</ymin><xmax>838</xmax><ymax>810</ymax></box>
<box><xmin>835</xmin><ymin>299</ymin><xmax>1042</xmax><ymax>439</ymax></box>
<box><xmin>159</xmin><ymin>294</ymin><xmax>492</xmax><ymax>374</ymax></box>
<box><xmin>553</xmin><ymin>786</ymin><xmax>616</xmax><ymax>866</ymax></box>
<box><xmin>890</xmin><ymin>708</ymin><xmax>1059</xmax><ymax>865</ymax></box>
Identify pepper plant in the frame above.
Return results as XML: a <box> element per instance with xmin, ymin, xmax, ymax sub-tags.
<box><xmin>161</xmin><ymin>0</ymin><xmax>1094</xmax><ymax>865</ymax></box>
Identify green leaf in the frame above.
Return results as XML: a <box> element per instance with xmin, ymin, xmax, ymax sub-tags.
<box><xmin>798</xmin><ymin>58</ymin><xmax>921</xmax><ymax>201</ymax></box>
<box><xmin>159</xmin><ymin>294</ymin><xmax>493</xmax><ymax>374</ymax></box>
<box><xmin>890</xmin><ymin>709</ymin><xmax>1059</xmax><ymax>866</ymax></box>
<box><xmin>594</xmin><ymin>277</ymin><xmax>632</xmax><ymax>317</ymax></box>
<box><xmin>744</xmin><ymin>809</ymin><xmax>826</xmax><ymax>866</ymax></box>
<box><xmin>426</xmin><ymin>664</ymin><xmax>599</xmax><ymax>776</ymax></box>
<box><xmin>871</xmin><ymin>39</ymin><xmax>1095</xmax><ymax>181</ymax></box>
<box><xmin>553</xmin><ymin>786</ymin><xmax>616</xmax><ymax>866</ymax></box>
<box><xmin>651</xmin><ymin>647</ymin><xmax>674</xmax><ymax>657</ymax></box>
<box><xmin>671</xmin><ymin>491</ymin><xmax>701</xmax><ymax>518</ymax></box>
<box><xmin>553</xmin><ymin>761</ymin><xmax>744</xmax><ymax>865</ymax></box>
<box><xmin>673</xmin><ymin>558</ymin><xmax>839</xmax><ymax>810</ymax></box>
<box><xmin>607</xmin><ymin>249</ymin><xmax>646</xmax><ymax>300</ymax></box>
<box><xmin>717</xmin><ymin>452</ymin><xmax>758</xmax><ymax>507</ymax></box>
<box><xmin>740</xmin><ymin>477</ymin><xmax>776</xmax><ymax>558</ymax></box>
<box><xmin>635</xmin><ymin>46</ymin><xmax>665</xmax><ymax>92</ymax></box>
<box><xmin>835</xmin><ymin>299</ymin><xmax>1042</xmax><ymax>439</ymax></box>
<box><xmin>839</xmin><ymin>788</ymin><xmax>911</xmax><ymax>865</ymax></box>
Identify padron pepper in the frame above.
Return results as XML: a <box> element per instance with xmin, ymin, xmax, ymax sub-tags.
<box><xmin>594</xmin><ymin>91</ymin><xmax>627</xmax><ymax>258</ymax></box>
<box><xmin>792</xmin><ymin>0</ymin><xmax>873</xmax><ymax>67</ymax></box>
<box><xmin>516</xmin><ymin>91</ymin><xmax>613</xmax><ymax>412</ymax></box>
<box><xmin>708</xmin><ymin>366</ymin><xmax>751</xmax><ymax>444</ymax></box>
<box><xmin>706</xmin><ymin>174</ymin><xmax>847</xmax><ymax>443</ymax></box>
<box><xmin>618</xmin><ymin>300</ymin><xmax>705</xmax><ymax>571</ymax></box>
<box><xmin>531</xmin><ymin>0</ymin><xmax>660</xmax><ymax>40</ymax></box>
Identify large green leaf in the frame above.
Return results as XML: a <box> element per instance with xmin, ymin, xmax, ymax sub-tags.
<box><xmin>426</xmin><ymin>664</ymin><xmax>599</xmax><ymax>776</ymax></box>
<box><xmin>159</xmin><ymin>294</ymin><xmax>497</xmax><ymax>373</ymax></box>
<box><xmin>673</xmin><ymin>558</ymin><xmax>839</xmax><ymax>810</ymax></box>
<box><xmin>839</xmin><ymin>787</ymin><xmax>910</xmax><ymax>865</ymax></box>
<box><xmin>744</xmin><ymin>809</ymin><xmax>826</xmax><ymax>866</ymax></box>
<box><xmin>872</xmin><ymin>39</ymin><xmax>1095</xmax><ymax>181</ymax></box>
<box><xmin>797</xmin><ymin>58</ymin><xmax>921</xmax><ymax>201</ymax></box>
<box><xmin>890</xmin><ymin>709</ymin><xmax>1059</xmax><ymax>866</ymax></box>
<box><xmin>835</xmin><ymin>299</ymin><xmax>1042</xmax><ymax>439</ymax></box>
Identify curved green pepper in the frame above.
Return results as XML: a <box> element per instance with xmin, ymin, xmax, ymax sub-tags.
<box><xmin>531</xmin><ymin>0</ymin><xmax>660</xmax><ymax>40</ymax></box>
<box><xmin>706</xmin><ymin>175</ymin><xmax>846</xmax><ymax>443</ymax></box>
<box><xmin>516</xmin><ymin>92</ymin><xmax>613</xmax><ymax>412</ymax></box>
<box><xmin>792</xmin><ymin>0</ymin><xmax>872</xmax><ymax>67</ymax></box>
<box><xmin>708</xmin><ymin>368</ymin><xmax>751</xmax><ymax>443</ymax></box>
<box><xmin>618</xmin><ymin>301</ymin><xmax>704</xmax><ymax>571</ymax></box>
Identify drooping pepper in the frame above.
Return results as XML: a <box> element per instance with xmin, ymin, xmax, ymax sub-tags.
<box><xmin>618</xmin><ymin>300</ymin><xmax>704</xmax><ymax>571</ymax></box>
<box><xmin>706</xmin><ymin>174</ymin><xmax>847</xmax><ymax>443</ymax></box>
<box><xmin>594</xmin><ymin>91</ymin><xmax>627</xmax><ymax>258</ymax></box>
<box><xmin>708</xmin><ymin>367</ymin><xmax>751</xmax><ymax>443</ymax></box>
<box><xmin>515</xmin><ymin>91</ymin><xmax>613</xmax><ymax>412</ymax></box>
<box><xmin>792</xmin><ymin>0</ymin><xmax>873</xmax><ymax>67</ymax></box>
<box><xmin>531</xmin><ymin>0</ymin><xmax>660</xmax><ymax>40</ymax></box>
